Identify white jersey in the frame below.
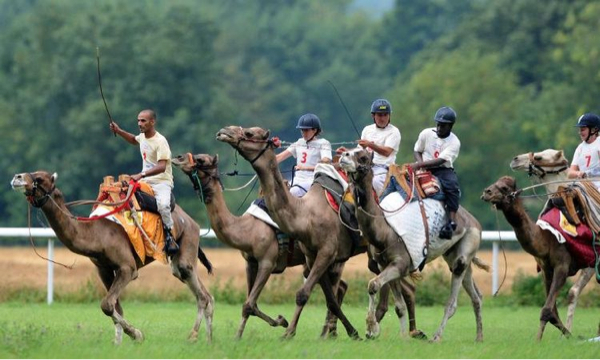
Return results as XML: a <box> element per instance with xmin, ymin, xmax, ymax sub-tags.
<box><xmin>135</xmin><ymin>131</ymin><xmax>173</xmax><ymax>187</ymax></box>
<box><xmin>287</xmin><ymin>137</ymin><xmax>332</xmax><ymax>184</ymax></box>
<box><xmin>361</xmin><ymin>123</ymin><xmax>401</xmax><ymax>166</ymax></box>
<box><xmin>413</xmin><ymin>128</ymin><xmax>460</xmax><ymax>168</ymax></box>
<box><xmin>572</xmin><ymin>138</ymin><xmax>600</xmax><ymax>183</ymax></box>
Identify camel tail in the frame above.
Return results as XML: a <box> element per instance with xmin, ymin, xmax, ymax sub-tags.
<box><xmin>197</xmin><ymin>246</ymin><xmax>213</xmax><ymax>275</ymax></box>
<box><xmin>472</xmin><ymin>256</ymin><xmax>490</xmax><ymax>272</ymax></box>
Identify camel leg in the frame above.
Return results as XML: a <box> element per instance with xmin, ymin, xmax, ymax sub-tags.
<box><xmin>566</xmin><ymin>268</ymin><xmax>594</xmax><ymax>332</ymax></box>
<box><xmin>537</xmin><ymin>267</ymin><xmax>570</xmax><ymax>341</ymax></box>
<box><xmin>318</xmin><ymin>270</ymin><xmax>360</xmax><ymax>340</ymax></box>
<box><xmin>321</xmin><ymin>272</ymin><xmax>347</xmax><ymax>338</ymax></box>
<box><xmin>171</xmin><ymin>258</ymin><xmax>214</xmax><ymax>343</ymax></box>
<box><xmin>388</xmin><ymin>279</ymin><xmax>408</xmax><ymax>336</ymax></box>
<box><xmin>237</xmin><ymin>261</ymin><xmax>288</xmax><ymax>339</ymax></box>
<box><xmin>99</xmin><ymin>266</ymin><xmax>143</xmax><ymax>344</ymax></box>
<box><xmin>365</xmin><ymin>258</ymin><xmax>407</xmax><ymax>338</ymax></box>
<box><xmin>460</xmin><ymin>265</ymin><xmax>484</xmax><ymax>342</ymax></box>
<box><xmin>431</xmin><ymin>256</ymin><xmax>469</xmax><ymax>343</ymax></box>
<box><xmin>96</xmin><ymin>266</ymin><xmax>126</xmax><ymax>344</ymax></box>
<box><xmin>399</xmin><ymin>277</ymin><xmax>427</xmax><ymax>340</ymax></box>
<box><xmin>282</xmin><ymin>252</ymin><xmax>336</xmax><ymax>339</ymax></box>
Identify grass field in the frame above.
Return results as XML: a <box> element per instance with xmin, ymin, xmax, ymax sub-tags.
<box><xmin>1</xmin><ymin>302</ymin><xmax>598</xmax><ymax>358</ymax></box>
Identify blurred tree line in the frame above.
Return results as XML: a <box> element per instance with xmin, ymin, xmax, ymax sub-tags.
<box><xmin>0</xmin><ymin>0</ymin><xmax>598</xmax><ymax>230</ymax></box>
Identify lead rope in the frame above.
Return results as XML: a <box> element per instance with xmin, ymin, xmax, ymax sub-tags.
<box><xmin>27</xmin><ymin>202</ymin><xmax>74</xmax><ymax>269</ymax></box>
<box><xmin>593</xmin><ymin>232</ymin><xmax>600</xmax><ymax>282</ymax></box>
<box><xmin>492</xmin><ymin>209</ymin><xmax>508</xmax><ymax>296</ymax></box>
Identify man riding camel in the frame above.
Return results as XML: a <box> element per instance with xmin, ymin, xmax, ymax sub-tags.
<box><xmin>109</xmin><ymin>109</ymin><xmax>179</xmax><ymax>255</ymax></box>
<box><xmin>412</xmin><ymin>106</ymin><xmax>462</xmax><ymax>239</ymax></box>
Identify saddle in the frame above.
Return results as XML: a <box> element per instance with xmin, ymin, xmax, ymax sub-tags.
<box><xmin>93</xmin><ymin>175</ymin><xmax>175</xmax><ymax>264</ymax></box>
<box><xmin>381</xmin><ymin>164</ymin><xmax>445</xmax><ymax>202</ymax></box>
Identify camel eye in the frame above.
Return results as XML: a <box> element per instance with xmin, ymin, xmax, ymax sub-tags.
<box><xmin>244</xmin><ymin>131</ymin><xmax>254</xmax><ymax>138</ymax></box>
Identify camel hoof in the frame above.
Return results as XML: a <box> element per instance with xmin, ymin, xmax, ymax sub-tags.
<box><xmin>282</xmin><ymin>330</ymin><xmax>296</xmax><ymax>340</ymax></box>
<box><xmin>188</xmin><ymin>330</ymin><xmax>199</xmax><ymax>343</ymax></box>
<box><xmin>276</xmin><ymin>315</ymin><xmax>289</xmax><ymax>328</ymax></box>
<box><xmin>132</xmin><ymin>329</ymin><xmax>144</xmax><ymax>343</ymax></box>
<box><xmin>429</xmin><ymin>335</ymin><xmax>442</xmax><ymax>343</ymax></box>
<box><xmin>410</xmin><ymin>330</ymin><xmax>428</xmax><ymax>340</ymax></box>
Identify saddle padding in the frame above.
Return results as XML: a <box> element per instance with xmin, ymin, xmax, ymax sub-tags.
<box><xmin>380</xmin><ymin>192</ymin><xmax>458</xmax><ymax>271</ymax></box>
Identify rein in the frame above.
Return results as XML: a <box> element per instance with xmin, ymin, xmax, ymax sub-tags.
<box><xmin>235</xmin><ymin>135</ymin><xmax>281</xmax><ymax>165</ymax></box>
<box><xmin>526</xmin><ymin>152</ymin><xmax>568</xmax><ymax>178</ymax></box>
<box><xmin>25</xmin><ymin>173</ymin><xmax>56</xmax><ymax>208</ymax></box>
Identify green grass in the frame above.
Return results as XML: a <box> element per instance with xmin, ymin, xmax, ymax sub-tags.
<box><xmin>0</xmin><ymin>301</ymin><xmax>598</xmax><ymax>358</ymax></box>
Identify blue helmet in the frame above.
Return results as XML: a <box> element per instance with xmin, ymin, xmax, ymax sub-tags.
<box><xmin>575</xmin><ymin>113</ymin><xmax>600</xmax><ymax>128</ymax></box>
<box><xmin>434</xmin><ymin>106</ymin><xmax>457</xmax><ymax>124</ymax></box>
<box><xmin>370</xmin><ymin>99</ymin><xmax>392</xmax><ymax>114</ymax></box>
<box><xmin>296</xmin><ymin>113</ymin><xmax>321</xmax><ymax>130</ymax></box>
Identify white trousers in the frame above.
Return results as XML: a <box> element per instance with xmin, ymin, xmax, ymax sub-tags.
<box><xmin>148</xmin><ymin>182</ymin><xmax>174</xmax><ymax>229</ymax></box>
<box><xmin>372</xmin><ymin>165</ymin><xmax>389</xmax><ymax>197</ymax></box>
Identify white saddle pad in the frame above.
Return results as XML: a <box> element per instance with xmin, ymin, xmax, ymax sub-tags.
<box><xmin>314</xmin><ymin>163</ymin><xmax>348</xmax><ymax>191</ymax></box>
<box><xmin>245</xmin><ymin>203</ymin><xmax>280</xmax><ymax>229</ymax></box>
<box><xmin>380</xmin><ymin>192</ymin><xmax>459</xmax><ymax>271</ymax></box>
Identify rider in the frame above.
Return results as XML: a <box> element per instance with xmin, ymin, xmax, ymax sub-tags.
<box><xmin>567</xmin><ymin>112</ymin><xmax>600</xmax><ymax>188</ymax></box>
<box><xmin>109</xmin><ymin>109</ymin><xmax>179</xmax><ymax>255</ymax></box>
<box><xmin>412</xmin><ymin>106</ymin><xmax>461</xmax><ymax>239</ymax></box>
<box><xmin>276</xmin><ymin>113</ymin><xmax>332</xmax><ymax>197</ymax></box>
<box><xmin>336</xmin><ymin>99</ymin><xmax>401</xmax><ymax>196</ymax></box>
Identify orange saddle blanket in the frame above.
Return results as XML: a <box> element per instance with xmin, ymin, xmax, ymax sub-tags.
<box><xmin>92</xmin><ymin>175</ymin><xmax>171</xmax><ymax>264</ymax></box>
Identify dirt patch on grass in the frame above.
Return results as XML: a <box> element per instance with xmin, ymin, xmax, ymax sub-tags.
<box><xmin>0</xmin><ymin>246</ymin><xmax>540</xmax><ymax>295</ymax></box>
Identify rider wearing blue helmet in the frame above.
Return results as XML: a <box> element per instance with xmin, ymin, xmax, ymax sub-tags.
<box><xmin>276</xmin><ymin>113</ymin><xmax>332</xmax><ymax>197</ymax></box>
<box><xmin>412</xmin><ymin>106</ymin><xmax>462</xmax><ymax>239</ymax></box>
<box><xmin>568</xmin><ymin>113</ymin><xmax>600</xmax><ymax>185</ymax></box>
<box><xmin>337</xmin><ymin>98</ymin><xmax>401</xmax><ymax>196</ymax></box>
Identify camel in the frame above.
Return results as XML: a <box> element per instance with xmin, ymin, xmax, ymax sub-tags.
<box><xmin>338</xmin><ymin>148</ymin><xmax>486</xmax><ymax>342</ymax></box>
<box><xmin>171</xmin><ymin>152</ymin><xmax>307</xmax><ymax>338</ymax></box>
<box><xmin>510</xmin><ymin>149</ymin><xmax>595</xmax><ymax>332</ymax></box>
<box><xmin>10</xmin><ymin>171</ymin><xmax>214</xmax><ymax>344</ymax></box>
<box><xmin>481</xmin><ymin>175</ymin><xmax>600</xmax><ymax>340</ymax></box>
<box><xmin>216</xmin><ymin>126</ymin><xmax>425</xmax><ymax>340</ymax></box>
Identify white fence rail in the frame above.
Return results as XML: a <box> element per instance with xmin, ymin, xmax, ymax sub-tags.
<box><xmin>0</xmin><ymin>228</ymin><xmax>515</xmax><ymax>304</ymax></box>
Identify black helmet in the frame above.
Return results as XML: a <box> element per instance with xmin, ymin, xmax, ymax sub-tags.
<box><xmin>370</xmin><ymin>99</ymin><xmax>392</xmax><ymax>114</ymax></box>
<box><xmin>434</xmin><ymin>106</ymin><xmax>457</xmax><ymax>124</ymax></box>
<box><xmin>296</xmin><ymin>113</ymin><xmax>321</xmax><ymax>130</ymax></box>
<box><xmin>575</xmin><ymin>113</ymin><xmax>600</xmax><ymax>128</ymax></box>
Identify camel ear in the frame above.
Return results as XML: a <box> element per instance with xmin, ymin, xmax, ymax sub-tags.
<box><xmin>51</xmin><ymin>172</ymin><xmax>58</xmax><ymax>183</ymax></box>
<box><xmin>265</xmin><ymin>129</ymin><xmax>270</xmax><ymax>140</ymax></box>
<box><xmin>214</xmin><ymin>154</ymin><xmax>219</xmax><ymax>165</ymax></box>
<box><xmin>370</xmin><ymin>151</ymin><xmax>374</xmax><ymax>163</ymax></box>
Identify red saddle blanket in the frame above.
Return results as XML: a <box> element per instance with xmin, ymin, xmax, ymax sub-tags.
<box><xmin>539</xmin><ymin>208</ymin><xmax>599</xmax><ymax>269</ymax></box>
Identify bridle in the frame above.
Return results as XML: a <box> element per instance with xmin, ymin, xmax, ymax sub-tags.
<box><xmin>184</xmin><ymin>153</ymin><xmax>223</xmax><ymax>203</ymax></box>
<box><xmin>527</xmin><ymin>152</ymin><xmax>568</xmax><ymax>179</ymax></box>
<box><xmin>25</xmin><ymin>173</ymin><xmax>56</xmax><ymax>208</ymax></box>
<box><xmin>234</xmin><ymin>132</ymin><xmax>281</xmax><ymax>165</ymax></box>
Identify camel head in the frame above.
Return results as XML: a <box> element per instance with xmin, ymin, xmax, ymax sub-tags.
<box><xmin>481</xmin><ymin>176</ymin><xmax>519</xmax><ymax>209</ymax></box>
<box><xmin>216</xmin><ymin>125</ymin><xmax>282</xmax><ymax>160</ymax></box>
<box><xmin>510</xmin><ymin>149</ymin><xmax>568</xmax><ymax>178</ymax></box>
<box><xmin>338</xmin><ymin>147</ymin><xmax>374</xmax><ymax>181</ymax></box>
<box><xmin>11</xmin><ymin>171</ymin><xmax>58</xmax><ymax>207</ymax></box>
<box><xmin>172</xmin><ymin>153</ymin><xmax>219</xmax><ymax>175</ymax></box>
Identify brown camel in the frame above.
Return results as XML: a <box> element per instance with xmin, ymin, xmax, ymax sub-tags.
<box><xmin>172</xmin><ymin>152</ymin><xmax>423</xmax><ymax>339</ymax></box>
<box><xmin>338</xmin><ymin>148</ymin><xmax>485</xmax><ymax>342</ymax></box>
<box><xmin>172</xmin><ymin>152</ymin><xmax>304</xmax><ymax>338</ymax></box>
<box><xmin>216</xmin><ymin>126</ymin><xmax>424</xmax><ymax>340</ymax></box>
<box><xmin>10</xmin><ymin>171</ymin><xmax>214</xmax><ymax>344</ymax></box>
<box><xmin>510</xmin><ymin>149</ymin><xmax>594</xmax><ymax>332</ymax></box>
<box><xmin>481</xmin><ymin>175</ymin><xmax>600</xmax><ymax>340</ymax></box>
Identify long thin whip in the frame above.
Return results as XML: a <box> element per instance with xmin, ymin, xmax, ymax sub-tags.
<box><xmin>96</xmin><ymin>47</ymin><xmax>116</xmax><ymax>137</ymax></box>
<box><xmin>327</xmin><ymin>80</ymin><xmax>361</xmax><ymax>137</ymax></box>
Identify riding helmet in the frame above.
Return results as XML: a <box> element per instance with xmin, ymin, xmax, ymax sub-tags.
<box><xmin>434</xmin><ymin>106</ymin><xmax>457</xmax><ymax>124</ymax></box>
<box><xmin>370</xmin><ymin>99</ymin><xmax>392</xmax><ymax>114</ymax></box>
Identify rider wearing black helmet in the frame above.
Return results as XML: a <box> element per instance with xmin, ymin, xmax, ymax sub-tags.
<box><xmin>336</xmin><ymin>98</ymin><xmax>401</xmax><ymax>196</ymax></box>
<box><xmin>276</xmin><ymin>113</ymin><xmax>332</xmax><ymax>197</ymax></box>
<box><xmin>412</xmin><ymin>106</ymin><xmax>462</xmax><ymax>239</ymax></box>
<box><xmin>568</xmin><ymin>113</ymin><xmax>600</xmax><ymax>183</ymax></box>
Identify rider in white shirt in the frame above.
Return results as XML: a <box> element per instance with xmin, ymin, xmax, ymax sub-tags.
<box><xmin>567</xmin><ymin>113</ymin><xmax>600</xmax><ymax>189</ymax></box>
<box><xmin>336</xmin><ymin>99</ymin><xmax>401</xmax><ymax>196</ymax></box>
<box><xmin>276</xmin><ymin>113</ymin><xmax>332</xmax><ymax>197</ymax></box>
<box><xmin>412</xmin><ymin>106</ymin><xmax>461</xmax><ymax>239</ymax></box>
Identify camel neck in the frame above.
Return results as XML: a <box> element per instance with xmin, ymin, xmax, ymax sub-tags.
<box><xmin>500</xmin><ymin>198</ymin><xmax>544</xmax><ymax>256</ymax></box>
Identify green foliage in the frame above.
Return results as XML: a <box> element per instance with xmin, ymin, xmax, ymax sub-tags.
<box><xmin>1</xmin><ymin>0</ymin><xmax>600</xmax><ymax>231</ymax></box>
<box><xmin>509</xmin><ymin>269</ymin><xmax>572</xmax><ymax>307</ymax></box>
